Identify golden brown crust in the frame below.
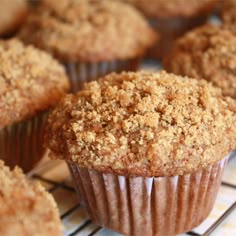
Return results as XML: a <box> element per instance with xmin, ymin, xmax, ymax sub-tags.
<box><xmin>164</xmin><ymin>24</ymin><xmax>236</xmax><ymax>99</ymax></box>
<box><xmin>0</xmin><ymin>0</ymin><xmax>28</xmax><ymax>36</ymax></box>
<box><xmin>117</xmin><ymin>0</ymin><xmax>217</xmax><ymax>18</ymax></box>
<box><xmin>219</xmin><ymin>0</ymin><xmax>236</xmax><ymax>25</ymax></box>
<box><xmin>44</xmin><ymin>71</ymin><xmax>236</xmax><ymax>177</ymax></box>
<box><xmin>18</xmin><ymin>0</ymin><xmax>157</xmax><ymax>62</ymax></box>
<box><xmin>0</xmin><ymin>39</ymin><xmax>69</xmax><ymax>128</ymax></box>
<box><xmin>0</xmin><ymin>161</ymin><xmax>62</xmax><ymax>236</ymax></box>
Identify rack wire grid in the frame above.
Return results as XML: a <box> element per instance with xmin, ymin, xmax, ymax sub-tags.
<box><xmin>29</xmin><ymin>152</ymin><xmax>236</xmax><ymax>236</ymax></box>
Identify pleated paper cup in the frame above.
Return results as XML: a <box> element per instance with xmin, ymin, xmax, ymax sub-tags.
<box><xmin>65</xmin><ymin>58</ymin><xmax>141</xmax><ymax>93</ymax></box>
<box><xmin>0</xmin><ymin>112</ymin><xmax>47</xmax><ymax>172</ymax></box>
<box><xmin>68</xmin><ymin>156</ymin><xmax>228</xmax><ymax>236</ymax></box>
<box><xmin>147</xmin><ymin>14</ymin><xmax>209</xmax><ymax>59</ymax></box>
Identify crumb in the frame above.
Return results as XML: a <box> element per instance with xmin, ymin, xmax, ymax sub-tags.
<box><xmin>18</xmin><ymin>0</ymin><xmax>157</xmax><ymax>62</ymax></box>
<box><xmin>0</xmin><ymin>161</ymin><xmax>62</xmax><ymax>236</ymax></box>
<box><xmin>45</xmin><ymin>71</ymin><xmax>236</xmax><ymax>177</ymax></box>
<box><xmin>0</xmin><ymin>39</ymin><xmax>69</xmax><ymax>128</ymax></box>
<box><xmin>164</xmin><ymin>24</ymin><xmax>236</xmax><ymax>99</ymax></box>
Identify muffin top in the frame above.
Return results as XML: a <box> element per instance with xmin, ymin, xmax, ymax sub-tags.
<box><xmin>220</xmin><ymin>0</ymin><xmax>236</xmax><ymax>26</ymax></box>
<box><xmin>18</xmin><ymin>0</ymin><xmax>157</xmax><ymax>63</ymax></box>
<box><xmin>0</xmin><ymin>161</ymin><xmax>62</xmax><ymax>236</ymax></box>
<box><xmin>164</xmin><ymin>24</ymin><xmax>236</xmax><ymax>99</ymax></box>
<box><xmin>0</xmin><ymin>39</ymin><xmax>69</xmax><ymax>129</ymax></box>
<box><xmin>0</xmin><ymin>0</ymin><xmax>28</xmax><ymax>36</ymax></box>
<box><xmin>118</xmin><ymin>0</ymin><xmax>217</xmax><ymax>18</ymax></box>
<box><xmin>45</xmin><ymin>71</ymin><xmax>236</xmax><ymax>177</ymax></box>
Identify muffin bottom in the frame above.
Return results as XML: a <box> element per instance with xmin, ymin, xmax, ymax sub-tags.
<box><xmin>68</xmin><ymin>156</ymin><xmax>228</xmax><ymax>236</ymax></box>
<box><xmin>0</xmin><ymin>112</ymin><xmax>47</xmax><ymax>172</ymax></box>
<box><xmin>65</xmin><ymin>58</ymin><xmax>141</xmax><ymax>93</ymax></box>
<box><xmin>147</xmin><ymin>14</ymin><xmax>209</xmax><ymax>59</ymax></box>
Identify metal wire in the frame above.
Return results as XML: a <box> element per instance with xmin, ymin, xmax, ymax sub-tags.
<box><xmin>202</xmin><ymin>201</ymin><xmax>236</xmax><ymax>236</ymax></box>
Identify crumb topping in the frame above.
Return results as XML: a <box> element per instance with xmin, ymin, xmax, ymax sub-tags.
<box><xmin>45</xmin><ymin>71</ymin><xmax>236</xmax><ymax>177</ymax></box>
<box><xmin>117</xmin><ymin>0</ymin><xmax>217</xmax><ymax>18</ymax></box>
<box><xmin>0</xmin><ymin>39</ymin><xmax>69</xmax><ymax>128</ymax></box>
<box><xmin>164</xmin><ymin>24</ymin><xmax>236</xmax><ymax>99</ymax></box>
<box><xmin>0</xmin><ymin>161</ymin><xmax>62</xmax><ymax>236</ymax></box>
<box><xmin>18</xmin><ymin>0</ymin><xmax>157</xmax><ymax>62</ymax></box>
<box><xmin>0</xmin><ymin>0</ymin><xmax>28</xmax><ymax>36</ymax></box>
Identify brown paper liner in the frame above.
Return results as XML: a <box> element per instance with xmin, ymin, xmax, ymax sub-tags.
<box><xmin>65</xmin><ymin>58</ymin><xmax>141</xmax><ymax>93</ymax></box>
<box><xmin>0</xmin><ymin>112</ymin><xmax>47</xmax><ymax>172</ymax></box>
<box><xmin>68</xmin><ymin>156</ymin><xmax>228</xmax><ymax>236</ymax></box>
<box><xmin>147</xmin><ymin>14</ymin><xmax>209</xmax><ymax>59</ymax></box>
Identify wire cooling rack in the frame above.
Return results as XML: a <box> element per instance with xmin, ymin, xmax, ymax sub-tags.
<box><xmin>29</xmin><ymin>153</ymin><xmax>236</xmax><ymax>236</ymax></box>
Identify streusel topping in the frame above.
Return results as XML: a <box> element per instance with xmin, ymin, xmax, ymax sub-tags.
<box><xmin>0</xmin><ymin>161</ymin><xmax>62</xmax><ymax>236</ymax></box>
<box><xmin>18</xmin><ymin>0</ymin><xmax>157</xmax><ymax>62</ymax></box>
<box><xmin>164</xmin><ymin>24</ymin><xmax>236</xmax><ymax>99</ymax></box>
<box><xmin>0</xmin><ymin>39</ymin><xmax>69</xmax><ymax>128</ymax></box>
<box><xmin>45</xmin><ymin>71</ymin><xmax>236</xmax><ymax>177</ymax></box>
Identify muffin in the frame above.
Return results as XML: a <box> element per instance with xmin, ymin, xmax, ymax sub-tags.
<box><xmin>119</xmin><ymin>0</ymin><xmax>218</xmax><ymax>58</ymax></box>
<box><xmin>164</xmin><ymin>24</ymin><xmax>236</xmax><ymax>99</ymax></box>
<box><xmin>0</xmin><ymin>0</ymin><xmax>28</xmax><ymax>37</ymax></box>
<box><xmin>18</xmin><ymin>0</ymin><xmax>157</xmax><ymax>92</ymax></box>
<box><xmin>0</xmin><ymin>39</ymin><xmax>69</xmax><ymax>172</ymax></box>
<box><xmin>0</xmin><ymin>161</ymin><xmax>62</xmax><ymax>236</ymax></box>
<box><xmin>219</xmin><ymin>0</ymin><xmax>236</xmax><ymax>26</ymax></box>
<box><xmin>44</xmin><ymin>71</ymin><xmax>236</xmax><ymax>235</ymax></box>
